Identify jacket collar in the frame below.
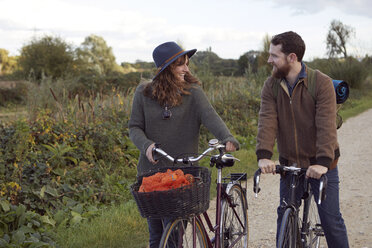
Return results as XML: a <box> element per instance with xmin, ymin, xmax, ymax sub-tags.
<box><xmin>302</xmin><ymin>63</ymin><xmax>310</xmax><ymax>88</ymax></box>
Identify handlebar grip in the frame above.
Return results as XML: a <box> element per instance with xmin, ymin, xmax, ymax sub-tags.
<box><xmin>152</xmin><ymin>143</ymin><xmax>162</xmax><ymax>162</ymax></box>
<box><xmin>275</xmin><ymin>164</ymin><xmax>283</xmax><ymax>174</ymax></box>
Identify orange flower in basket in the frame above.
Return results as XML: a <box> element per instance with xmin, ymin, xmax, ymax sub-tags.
<box><xmin>139</xmin><ymin>169</ymin><xmax>193</xmax><ymax>192</ymax></box>
<box><xmin>185</xmin><ymin>174</ymin><xmax>195</xmax><ymax>183</ymax></box>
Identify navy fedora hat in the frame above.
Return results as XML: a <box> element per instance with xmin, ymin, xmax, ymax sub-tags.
<box><xmin>152</xmin><ymin>41</ymin><xmax>197</xmax><ymax>79</ymax></box>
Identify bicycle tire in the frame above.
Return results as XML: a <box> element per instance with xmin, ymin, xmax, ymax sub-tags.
<box><xmin>278</xmin><ymin>208</ymin><xmax>297</xmax><ymax>248</ymax></box>
<box><xmin>159</xmin><ymin>217</ymin><xmax>207</xmax><ymax>248</ymax></box>
<box><xmin>220</xmin><ymin>183</ymin><xmax>249</xmax><ymax>248</ymax></box>
<box><xmin>305</xmin><ymin>194</ymin><xmax>322</xmax><ymax>248</ymax></box>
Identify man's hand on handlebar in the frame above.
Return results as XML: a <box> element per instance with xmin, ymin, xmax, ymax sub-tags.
<box><xmin>306</xmin><ymin>165</ymin><xmax>328</xmax><ymax>179</ymax></box>
<box><xmin>146</xmin><ymin>143</ymin><xmax>158</xmax><ymax>164</ymax></box>
<box><xmin>258</xmin><ymin>158</ymin><xmax>276</xmax><ymax>174</ymax></box>
<box><xmin>225</xmin><ymin>141</ymin><xmax>237</xmax><ymax>152</ymax></box>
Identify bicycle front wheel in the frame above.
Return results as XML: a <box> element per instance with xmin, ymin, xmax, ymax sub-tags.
<box><xmin>305</xmin><ymin>194</ymin><xmax>323</xmax><ymax>248</ymax></box>
<box><xmin>159</xmin><ymin>217</ymin><xmax>207</xmax><ymax>248</ymax></box>
<box><xmin>220</xmin><ymin>183</ymin><xmax>248</xmax><ymax>248</ymax></box>
<box><xmin>277</xmin><ymin>208</ymin><xmax>297</xmax><ymax>248</ymax></box>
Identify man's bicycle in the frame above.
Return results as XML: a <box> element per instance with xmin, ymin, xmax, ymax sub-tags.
<box><xmin>253</xmin><ymin>165</ymin><xmax>327</xmax><ymax>248</ymax></box>
<box><xmin>132</xmin><ymin>139</ymin><xmax>248</xmax><ymax>248</ymax></box>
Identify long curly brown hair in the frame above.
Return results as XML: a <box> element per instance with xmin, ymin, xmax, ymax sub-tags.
<box><xmin>144</xmin><ymin>55</ymin><xmax>201</xmax><ymax>107</ymax></box>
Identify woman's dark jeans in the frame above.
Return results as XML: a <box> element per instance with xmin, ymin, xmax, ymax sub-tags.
<box><xmin>147</xmin><ymin>217</ymin><xmax>173</xmax><ymax>248</ymax></box>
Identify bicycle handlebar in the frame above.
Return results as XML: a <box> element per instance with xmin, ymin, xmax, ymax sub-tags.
<box><xmin>253</xmin><ymin>165</ymin><xmax>328</xmax><ymax>205</ymax></box>
<box><xmin>152</xmin><ymin>139</ymin><xmax>240</xmax><ymax>166</ymax></box>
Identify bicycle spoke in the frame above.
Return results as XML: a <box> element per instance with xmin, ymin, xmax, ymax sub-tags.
<box><xmin>302</xmin><ymin>193</ymin><xmax>323</xmax><ymax>248</ymax></box>
<box><xmin>220</xmin><ymin>184</ymin><xmax>248</xmax><ymax>248</ymax></box>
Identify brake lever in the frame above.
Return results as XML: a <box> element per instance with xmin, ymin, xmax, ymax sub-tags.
<box><xmin>221</xmin><ymin>154</ymin><xmax>240</xmax><ymax>162</ymax></box>
<box><xmin>253</xmin><ymin>169</ymin><xmax>261</xmax><ymax>197</ymax></box>
<box><xmin>318</xmin><ymin>174</ymin><xmax>328</xmax><ymax>205</ymax></box>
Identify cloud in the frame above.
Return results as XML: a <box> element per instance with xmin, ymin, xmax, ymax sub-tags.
<box><xmin>1</xmin><ymin>0</ymin><xmax>371</xmax><ymax>62</ymax></box>
<box><xmin>1</xmin><ymin>0</ymin><xmax>265</xmax><ymax>62</ymax></box>
<box><xmin>0</xmin><ymin>0</ymin><xmax>172</xmax><ymax>61</ymax></box>
<box><xmin>268</xmin><ymin>0</ymin><xmax>372</xmax><ymax>18</ymax></box>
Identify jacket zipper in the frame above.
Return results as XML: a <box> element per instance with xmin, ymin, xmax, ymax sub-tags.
<box><xmin>289</xmin><ymin>96</ymin><xmax>300</xmax><ymax>166</ymax></box>
<box><xmin>281</xmin><ymin>80</ymin><xmax>300</xmax><ymax>166</ymax></box>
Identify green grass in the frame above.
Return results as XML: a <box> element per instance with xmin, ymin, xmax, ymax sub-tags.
<box><xmin>0</xmin><ymin>105</ymin><xmax>27</xmax><ymax>122</ymax></box>
<box><xmin>339</xmin><ymin>91</ymin><xmax>372</xmax><ymax>120</ymax></box>
<box><xmin>56</xmin><ymin>200</ymin><xmax>148</xmax><ymax>248</ymax></box>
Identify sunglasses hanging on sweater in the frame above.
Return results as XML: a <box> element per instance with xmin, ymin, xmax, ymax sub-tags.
<box><xmin>162</xmin><ymin>105</ymin><xmax>172</xmax><ymax>120</ymax></box>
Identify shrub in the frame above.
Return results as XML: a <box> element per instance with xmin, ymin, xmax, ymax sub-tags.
<box><xmin>0</xmin><ymin>81</ymin><xmax>31</xmax><ymax>106</ymax></box>
<box><xmin>199</xmin><ymin>75</ymin><xmax>262</xmax><ymax>150</ymax></box>
<box><xmin>308</xmin><ymin>57</ymin><xmax>368</xmax><ymax>89</ymax></box>
<box><xmin>0</xmin><ymin>88</ymin><xmax>139</xmax><ymax>246</ymax></box>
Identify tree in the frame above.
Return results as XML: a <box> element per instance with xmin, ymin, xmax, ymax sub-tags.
<box><xmin>0</xmin><ymin>49</ymin><xmax>18</xmax><ymax>75</ymax></box>
<box><xmin>18</xmin><ymin>36</ymin><xmax>74</xmax><ymax>80</ymax></box>
<box><xmin>75</xmin><ymin>35</ymin><xmax>120</xmax><ymax>75</ymax></box>
<box><xmin>256</xmin><ymin>34</ymin><xmax>272</xmax><ymax>75</ymax></box>
<box><xmin>326</xmin><ymin>20</ymin><xmax>355</xmax><ymax>58</ymax></box>
<box><xmin>238</xmin><ymin>50</ymin><xmax>260</xmax><ymax>75</ymax></box>
<box><xmin>0</xmin><ymin>49</ymin><xmax>8</xmax><ymax>75</ymax></box>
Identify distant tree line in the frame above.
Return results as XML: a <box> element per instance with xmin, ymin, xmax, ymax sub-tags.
<box><xmin>0</xmin><ymin>19</ymin><xmax>368</xmax><ymax>94</ymax></box>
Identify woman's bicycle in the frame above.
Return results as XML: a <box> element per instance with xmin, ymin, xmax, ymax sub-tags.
<box><xmin>148</xmin><ymin>139</ymin><xmax>248</xmax><ymax>248</ymax></box>
<box><xmin>253</xmin><ymin>165</ymin><xmax>327</xmax><ymax>248</ymax></box>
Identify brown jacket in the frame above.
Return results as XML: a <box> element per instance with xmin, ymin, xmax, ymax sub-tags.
<box><xmin>256</xmin><ymin>65</ymin><xmax>339</xmax><ymax>169</ymax></box>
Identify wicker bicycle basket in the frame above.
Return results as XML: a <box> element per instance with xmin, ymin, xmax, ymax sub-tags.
<box><xmin>131</xmin><ymin>166</ymin><xmax>211</xmax><ymax>218</ymax></box>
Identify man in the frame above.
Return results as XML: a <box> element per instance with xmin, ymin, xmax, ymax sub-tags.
<box><xmin>256</xmin><ymin>31</ymin><xmax>349</xmax><ymax>247</ymax></box>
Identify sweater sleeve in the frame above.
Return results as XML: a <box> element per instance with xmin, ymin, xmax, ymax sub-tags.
<box><xmin>256</xmin><ymin>78</ymin><xmax>278</xmax><ymax>161</ymax></box>
<box><xmin>193</xmin><ymin>85</ymin><xmax>240</xmax><ymax>149</ymax></box>
<box><xmin>314</xmin><ymin>72</ymin><xmax>338</xmax><ymax>168</ymax></box>
<box><xmin>128</xmin><ymin>84</ymin><xmax>154</xmax><ymax>155</ymax></box>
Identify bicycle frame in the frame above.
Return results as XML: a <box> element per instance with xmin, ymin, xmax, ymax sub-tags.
<box><xmin>284</xmin><ymin>170</ymin><xmax>324</xmax><ymax>248</ymax></box>
<box><xmin>253</xmin><ymin>165</ymin><xmax>327</xmax><ymax>248</ymax></box>
<box><xmin>154</xmin><ymin>139</ymin><xmax>247</xmax><ymax>248</ymax></box>
<box><xmin>194</xmin><ymin>168</ymin><xmax>247</xmax><ymax>248</ymax></box>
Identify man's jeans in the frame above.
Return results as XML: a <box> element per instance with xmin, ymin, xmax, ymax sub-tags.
<box><xmin>147</xmin><ymin>217</ymin><xmax>173</xmax><ymax>248</ymax></box>
<box><xmin>277</xmin><ymin>167</ymin><xmax>349</xmax><ymax>248</ymax></box>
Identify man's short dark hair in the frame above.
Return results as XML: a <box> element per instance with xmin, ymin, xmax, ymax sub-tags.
<box><xmin>271</xmin><ymin>31</ymin><xmax>306</xmax><ymax>62</ymax></box>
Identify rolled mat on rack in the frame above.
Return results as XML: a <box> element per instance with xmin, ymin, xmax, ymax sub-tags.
<box><xmin>333</xmin><ymin>80</ymin><xmax>349</xmax><ymax>104</ymax></box>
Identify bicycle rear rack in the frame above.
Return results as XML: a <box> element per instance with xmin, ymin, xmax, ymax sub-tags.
<box><xmin>223</xmin><ymin>173</ymin><xmax>247</xmax><ymax>182</ymax></box>
<box><xmin>222</xmin><ymin>173</ymin><xmax>248</xmax><ymax>195</ymax></box>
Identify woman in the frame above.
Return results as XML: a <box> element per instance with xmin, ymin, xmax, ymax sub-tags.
<box><xmin>129</xmin><ymin>41</ymin><xmax>239</xmax><ymax>248</ymax></box>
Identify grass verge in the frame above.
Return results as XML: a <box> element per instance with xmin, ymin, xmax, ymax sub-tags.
<box><xmin>56</xmin><ymin>200</ymin><xmax>148</xmax><ymax>248</ymax></box>
<box><xmin>339</xmin><ymin>92</ymin><xmax>372</xmax><ymax>120</ymax></box>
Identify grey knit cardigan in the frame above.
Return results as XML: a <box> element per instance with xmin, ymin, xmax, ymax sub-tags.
<box><xmin>128</xmin><ymin>83</ymin><xmax>239</xmax><ymax>176</ymax></box>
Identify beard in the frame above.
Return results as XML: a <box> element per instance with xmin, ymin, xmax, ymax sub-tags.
<box><xmin>272</xmin><ymin>62</ymin><xmax>290</xmax><ymax>79</ymax></box>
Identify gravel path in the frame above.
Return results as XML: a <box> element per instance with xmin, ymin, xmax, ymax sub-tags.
<box><xmin>208</xmin><ymin>108</ymin><xmax>372</xmax><ymax>247</ymax></box>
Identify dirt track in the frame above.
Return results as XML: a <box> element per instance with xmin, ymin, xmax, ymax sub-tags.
<box><xmin>208</xmin><ymin>108</ymin><xmax>372</xmax><ymax>247</ymax></box>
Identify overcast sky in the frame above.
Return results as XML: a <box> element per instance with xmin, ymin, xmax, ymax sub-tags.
<box><xmin>1</xmin><ymin>0</ymin><xmax>371</xmax><ymax>63</ymax></box>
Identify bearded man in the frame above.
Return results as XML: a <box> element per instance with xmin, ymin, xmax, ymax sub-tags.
<box><xmin>255</xmin><ymin>31</ymin><xmax>349</xmax><ymax>248</ymax></box>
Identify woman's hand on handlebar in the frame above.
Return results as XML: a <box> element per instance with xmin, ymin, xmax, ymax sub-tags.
<box><xmin>146</xmin><ymin>143</ymin><xmax>158</xmax><ymax>164</ymax></box>
<box><xmin>225</xmin><ymin>141</ymin><xmax>237</xmax><ymax>152</ymax></box>
<box><xmin>306</xmin><ymin>165</ymin><xmax>328</xmax><ymax>179</ymax></box>
<box><xmin>258</xmin><ymin>158</ymin><xmax>276</xmax><ymax>174</ymax></box>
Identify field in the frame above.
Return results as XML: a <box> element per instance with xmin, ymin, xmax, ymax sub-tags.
<box><xmin>1</xmin><ymin>62</ymin><xmax>372</xmax><ymax>247</ymax></box>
